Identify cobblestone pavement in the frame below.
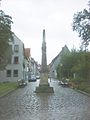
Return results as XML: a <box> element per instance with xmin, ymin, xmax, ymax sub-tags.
<box><xmin>0</xmin><ymin>79</ymin><xmax>90</xmax><ymax>120</ymax></box>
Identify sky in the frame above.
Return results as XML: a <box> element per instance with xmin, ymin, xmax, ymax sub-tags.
<box><xmin>0</xmin><ymin>0</ymin><xmax>89</xmax><ymax>64</ymax></box>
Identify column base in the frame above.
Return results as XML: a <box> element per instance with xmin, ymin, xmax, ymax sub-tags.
<box><xmin>35</xmin><ymin>84</ymin><xmax>54</xmax><ymax>93</ymax></box>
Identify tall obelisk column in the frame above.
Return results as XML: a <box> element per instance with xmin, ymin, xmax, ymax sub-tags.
<box><xmin>35</xmin><ymin>29</ymin><xmax>54</xmax><ymax>93</ymax></box>
<box><xmin>41</xmin><ymin>29</ymin><xmax>47</xmax><ymax>72</ymax></box>
<box><xmin>40</xmin><ymin>29</ymin><xmax>48</xmax><ymax>85</ymax></box>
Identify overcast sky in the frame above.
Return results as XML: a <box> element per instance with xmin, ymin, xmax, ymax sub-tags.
<box><xmin>1</xmin><ymin>0</ymin><xmax>89</xmax><ymax>64</ymax></box>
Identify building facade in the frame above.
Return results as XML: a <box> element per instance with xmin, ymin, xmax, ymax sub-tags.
<box><xmin>0</xmin><ymin>34</ymin><xmax>26</xmax><ymax>82</ymax></box>
<box><xmin>49</xmin><ymin>45</ymin><xmax>70</xmax><ymax>79</ymax></box>
<box><xmin>24</xmin><ymin>48</ymin><xmax>31</xmax><ymax>80</ymax></box>
<box><xmin>30</xmin><ymin>58</ymin><xmax>40</xmax><ymax>77</ymax></box>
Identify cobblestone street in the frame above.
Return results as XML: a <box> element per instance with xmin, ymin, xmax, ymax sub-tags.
<box><xmin>0</xmin><ymin>79</ymin><xmax>90</xmax><ymax>120</ymax></box>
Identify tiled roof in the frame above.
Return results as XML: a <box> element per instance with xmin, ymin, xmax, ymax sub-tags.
<box><xmin>25</xmin><ymin>48</ymin><xmax>31</xmax><ymax>59</ymax></box>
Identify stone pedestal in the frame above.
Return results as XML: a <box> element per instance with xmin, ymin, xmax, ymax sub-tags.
<box><xmin>39</xmin><ymin>73</ymin><xmax>48</xmax><ymax>85</ymax></box>
<box><xmin>35</xmin><ymin>84</ymin><xmax>54</xmax><ymax>93</ymax></box>
<box><xmin>35</xmin><ymin>73</ymin><xmax>54</xmax><ymax>93</ymax></box>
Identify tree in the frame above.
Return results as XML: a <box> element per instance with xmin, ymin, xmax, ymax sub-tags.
<box><xmin>0</xmin><ymin>10</ymin><xmax>13</xmax><ymax>70</ymax></box>
<box><xmin>57</xmin><ymin>49</ymin><xmax>90</xmax><ymax>82</ymax></box>
<box><xmin>72</xmin><ymin>1</ymin><xmax>90</xmax><ymax>51</ymax></box>
<box><xmin>57</xmin><ymin>52</ymin><xmax>76</xmax><ymax>80</ymax></box>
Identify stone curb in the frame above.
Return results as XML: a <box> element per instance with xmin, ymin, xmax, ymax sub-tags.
<box><xmin>0</xmin><ymin>88</ymin><xmax>18</xmax><ymax>99</ymax></box>
<box><xmin>74</xmin><ymin>89</ymin><xmax>90</xmax><ymax>97</ymax></box>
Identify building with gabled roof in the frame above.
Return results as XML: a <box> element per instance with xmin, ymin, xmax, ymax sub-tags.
<box><xmin>0</xmin><ymin>33</ymin><xmax>28</xmax><ymax>82</ymax></box>
<box><xmin>49</xmin><ymin>45</ymin><xmax>70</xmax><ymax>79</ymax></box>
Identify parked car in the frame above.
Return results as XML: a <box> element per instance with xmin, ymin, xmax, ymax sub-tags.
<box><xmin>36</xmin><ymin>75</ymin><xmax>40</xmax><ymax>79</ymax></box>
<box><xmin>59</xmin><ymin>79</ymin><xmax>69</xmax><ymax>87</ymax></box>
<box><xmin>17</xmin><ymin>79</ymin><xmax>27</xmax><ymax>87</ymax></box>
<box><xmin>28</xmin><ymin>75</ymin><xmax>36</xmax><ymax>82</ymax></box>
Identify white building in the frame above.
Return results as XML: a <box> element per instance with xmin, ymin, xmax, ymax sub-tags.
<box><xmin>0</xmin><ymin>34</ymin><xmax>26</xmax><ymax>82</ymax></box>
<box><xmin>28</xmin><ymin>57</ymin><xmax>40</xmax><ymax>79</ymax></box>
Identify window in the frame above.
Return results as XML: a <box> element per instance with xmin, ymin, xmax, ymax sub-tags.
<box><xmin>7</xmin><ymin>70</ymin><xmax>11</xmax><ymax>77</ymax></box>
<box><xmin>14</xmin><ymin>45</ymin><xmax>19</xmax><ymax>52</ymax></box>
<box><xmin>13</xmin><ymin>70</ymin><xmax>18</xmax><ymax>77</ymax></box>
<box><xmin>14</xmin><ymin>56</ymin><xmax>19</xmax><ymax>64</ymax></box>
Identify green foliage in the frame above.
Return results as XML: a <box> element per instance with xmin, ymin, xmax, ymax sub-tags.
<box><xmin>77</xmin><ymin>82</ymin><xmax>90</xmax><ymax>93</ymax></box>
<box><xmin>57</xmin><ymin>49</ymin><xmax>90</xmax><ymax>81</ymax></box>
<box><xmin>0</xmin><ymin>10</ymin><xmax>13</xmax><ymax>70</ymax></box>
<box><xmin>72</xmin><ymin>1</ymin><xmax>90</xmax><ymax>50</ymax></box>
<box><xmin>74</xmin><ymin>51</ymin><xmax>90</xmax><ymax>81</ymax></box>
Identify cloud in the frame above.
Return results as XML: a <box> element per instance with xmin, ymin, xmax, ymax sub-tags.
<box><xmin>1</xmin><ymin>0</ymin><xmax>88</xmax><ymax>64</ymax></box>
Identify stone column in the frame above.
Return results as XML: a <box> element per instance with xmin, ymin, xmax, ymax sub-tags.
<box><xmin>35</xmin><ymin>29</ymin><xmax>54</xmax><ymax>93</ymax></box>
<box><xmin>40</xmin><ymin>29</ymin><xmax>48</xmax><ymax>85</ymax></box>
